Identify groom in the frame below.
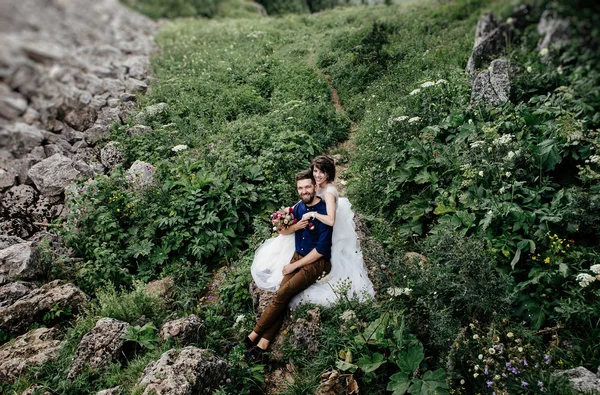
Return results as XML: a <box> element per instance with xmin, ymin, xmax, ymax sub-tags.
<box><xmin>234</xmin><ymin>170</ymin><xmax>333</xmax><ymax>360</ymax></box>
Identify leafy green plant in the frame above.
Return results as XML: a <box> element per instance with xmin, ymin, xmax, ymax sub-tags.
<box><xmin>95</xmin><ymin>281</ymin><xmax>166</xmax><ymax>325</ymax></box>
<box><xmin>42</xmin><ymin>303</ymin><xmax>73</xmax><ymax>324</ymax></box>
<box><xmin>123</xmin><ymin>322</ymin><xmax>160</xmax><ymax>351</ymax></box>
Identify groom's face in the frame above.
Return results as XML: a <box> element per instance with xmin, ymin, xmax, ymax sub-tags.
<box><xmin>297</xmin><ymin>178</ymin><xmax>316</xmax><ymax>204</ymax></box>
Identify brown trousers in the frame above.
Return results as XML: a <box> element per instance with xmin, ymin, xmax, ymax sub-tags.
<box><xmin>253</xmin><ymin>251</ymin><xmax>331</xmax><ymax>341</ymax></box>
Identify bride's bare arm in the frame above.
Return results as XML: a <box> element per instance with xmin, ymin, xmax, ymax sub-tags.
<box><xmin>312</xmin><ymin>192</ymin><xmax>336</xmax><ymax>226</ymax></box>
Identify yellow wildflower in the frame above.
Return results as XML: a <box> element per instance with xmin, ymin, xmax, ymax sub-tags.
<box><xmin>544</xmin><ymin>257</ymin><xmax>550</xmax><ymax>264</ymax></box>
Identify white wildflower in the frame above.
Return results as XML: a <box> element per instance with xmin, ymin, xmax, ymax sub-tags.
<box><xmin>420</xmin><ymin>81</ymin><xmax>435</xmax><ymax>88</ymax></box>
<box><xmin>499</xmin><ymin>187</ymin><xmax>506</xmax><ymax>194</ymax></box>
<box><xmin>489</xmin><ymin>348</ymin><xmax>496</xmax><ymax>355</ymax></box>
<box><xmin>234</xmin><ymin>314</ymin><xmax>245</xmax><ymax>326</ymax></box>
<box><xmin>408</xmin><ymin>117</ymin><xmax>421</xmax><ymax>123</ymax></box>
<box><xmin>387</xmin><ymin>287</ymin><xmax>412</xmax><ymax>297</ymax></box>
<box><xmin>393</xmin><ymin>115</ymin><xmax>409</xmax><ymax>122</ymax></box>
<box><xmin>494</xmin><ymin>375</ymin><xmax>501</xmax><ymax>380</ymax></box>
<box><xmin>506</xmin><ymin>17</ymin><xmax>515</xmax><ymax>25</ymax></box>
<box><xmin>507</xmin><ymin>332</ymin><xmax>514</xmax><ymax>338</ymax></box>
<box><xmin>171</xmin><ymin>144</ymin><xmax>189</xmax><ymax>152</ymax></box>
<box><xmin>435</xmin><ymin>79</ymin><xmax>447</xmax><ymax>85</ymax></box>
<box><xmin>488</xmin><ymin>146</ymin><xmax>493</xmax><ymax>153</ymax></box>
<box><xmin>527</xmin><ymin>66</ymin><xmax>533</xmax><ymax>73</ymax></box>
<box><xmin>576</xmin><ymin>273</ymin><xmax>596</xmax><ymax>288</ymax></box>
<box><xmin>473</xmin><ymin>334</ymin><xmax>480</xmax><ymax>340</ymax></box>
<box><xmin>590</xmin><ymin>264</ymin><xmax>600</xmax><ymax>274</ymax></box>
<box><xmin>540</xmin><ymin>48</ymin><xmax>549</xmax><ymax>57</ymax></box>
<box><xmin>505</xmin><ymin>151</ymin><xmax>516</xmax><ymax>160</ymax></box>
<box><xmin>589</xmin><ymin>155</ymin><xmax>600</xmax><ymax>164</ymax></box>
<box><xmin>460</xmin><ymin>379</ymin><xmax>465</xmax><ymax>385</ymax></box>
<box><xmin>340</xmin><ymin>310</ymin><xmax>357</xmax><ymax>322</ymax></box>
<box><xmin>478</xmin><ymin>354</ymin><xmax>483</xmax><ymax>360</ymax></box>
<box><xmin>518</xmin><ymin>347</ymin><xmax>524</xmax><ymax>352</ymax></box>
<box><xmin>505</xmin><ymin>172</ymin><xmax>512</xmax><ymax>178</ymax></box>
<box><xmin>409</xmin><ymin>89</ymin><xmax>421</xmax><ymax>95</ymax></box>
<box><xmin>474</xmin><ymin>373</ymin><xmax>479</xmax><ymax>378</ymax></box>
<box><xmin>478</xmin><ymin>171</ymin><xmax>484</xmax><ymax>177</ymax></box>
<box><xmin>493</xmin><ymin>134</ymin><xmax>513</xmax><ymax>146</ymax></box>
<box><xmin>557</xmin><ymin>66</ymin><xmax>563</xmax><ymax>75</ymax></box>
<box><xmin>470</xmin><ymin>140</ymin><xmax>485</xmax><ymax>148</ymax></box>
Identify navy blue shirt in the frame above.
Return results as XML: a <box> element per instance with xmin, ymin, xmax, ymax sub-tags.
<box><xmin>293</xmin><ymin>198</ymin><xmax>333</xmax><ymax>261</ymax></box>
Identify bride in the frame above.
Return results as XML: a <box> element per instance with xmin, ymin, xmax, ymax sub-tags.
<box><xmin>251</xmin><ymin>155</ymin><xmax>375</xmax><ymax>309</ymax></box>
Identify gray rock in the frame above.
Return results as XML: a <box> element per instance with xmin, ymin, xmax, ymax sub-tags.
<box><xmin>0</xmin><ymin>327</ymin><xmax>63</xmax><ymax>384</ymax></box>
<box><xmin>127</xmin><ymin>125</ymin><xmax>151</xmax><ymax>135</ymax></box>
<box><xmin>537</xmin><ymin>10</ymin><xmax>570</xmax><ymax>52</ymax></box>
<box><xmin>135</xmin><ymin>347</ymin><xmax>227</xmax><ymax>395</ymax></box>
<box><xmin>0</xmin><ymin>243</ymin><xmax>43</xmax><ymax>286</ymax></box>
<box><xmin>0</xmin><ymin>280</ymin><xmax>88</xmax><ymax>334</ymax></box>
<box><xmin>466</xmin><ymin>13</ymin><xmax>510</xmax><ymax>75</ymax></box>
<box><xmin>160</xmin><ymin>315</ymin><xmax>204</xmax><ymax>344</ymax></box>
<box><xmin>96</xmin><ymin>386</ymin><xmax>121</xmax><ymax>395</ymax></box>
<box><xmin>68</xmin><ymin>318</ymin><xmax>130</xmax><ymax>379</ymax></box>
<box><xmin>0</xmin><ymin>281</ymin><xmax>37</xmax><ymax>308</ymax></box>
<box><xmin>0</xmin><ymin>123</ymin><xmax>44</xmax><ymax>157</ymax></box>
<box><xmin>471</xmin><ymin>58</ymin><xmax>511</xmax><ymax>106</ymax></box>
<box><xmin>125</xmin><ymin>78</ymin><xmax>148</xmax><ymax>94</ymax></box>
<box><xmin>289</xmin><ymin>308</ymin><xmax>321</xmax><ymax>354</ymax></box>
<box><xmin>136</xmin><ymin>102</ymin><xmax>167</xmax><ymax>124</ymax></box>
<box><xmin>1</xmin><ymin>185</ymin><xmax>38</xmax><ymax>217</ymax></box>
<box><xmin>28</xmin><ymin>154</ymin><xmax>80</xmax><ymax>196</ymax></box>
<box><xmin>126</xmin><ymin>160</ymin><xmax>155</xmax><ymax>188</ymax></box>
<box><xmin>0</xmin><ymin>96</ymin><xmax>28</xmax><ymax>120</ymax></box>
<box><xmin>0</xmin><ymin>235</ymin><xmax>26</xmax><ymax>249</ymax></box>
<box><xmin>22</xmin><ymin>107</ymin><xmax>39</xmax><ymax>124</ymax></box>
<box><xmin>0</xmin><ymin>169</ymin><xmax>16</xmax><ymax>190</ymax></box>
<box><xmin>100</xmin><ymin>141</ymin><xmax>124</xmax><ymax>170</ymax></box>
<box><xmin>555</xmin><ymin>366</ymin><xmax>600</xmax><ymax>393</ymax></box>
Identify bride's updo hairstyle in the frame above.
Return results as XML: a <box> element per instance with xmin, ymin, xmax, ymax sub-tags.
<box><xmin>311</xmin><ymin>155</ymin><xmax>336</xmax><ymax>182</ymax></box>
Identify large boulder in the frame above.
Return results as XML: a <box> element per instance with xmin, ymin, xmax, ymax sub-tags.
<box><xmin>67</xmin><ymin>318</ymin><xmax>130</xmax><ymax>379</ymax></box>
<box><xmin>0</xmin><ymin>327</ymin><xmax>63</xmax><ymax>383</ymax></box>
<box><xmin>466</xmin><ymin>13</ymin><xmax>510</xmax><ymax>75</ymax></box>
<box><xmin>0</xmin><ymin>281</ymin><xmax>37</xmax><ymax>308</ymax></box>
<box><xmin>537</xmin><ymin>10</ymin><xmax>570</xmax><ymax>52</ymax></box>
<box><xmin>471</xmin><ymin>58</ymin><xmax>511</xmax><ymax>106</ymax></box>
<box><xmin>0</xmin><ymin>280</ymin><xmax>88</xmax><ymax>334</ymax></box>
<box><xmin>0</xmin><ymin>243</ymin><xmax>43</xmax><ymax>285</ymax></box>
<box><xmin>555</xmin><ymin>366</ymin><xmax>600</xmax><ymax>393</ymax></box>
<box><xmin>135</xmin><ymin>347</ymin><xmax>227</xmax><ymax>395</ymax></box>
<box><xmin>28</xmin><ymin>154</ymin><xmax>81</xmax><ymax>196</ymax></box>
<box><xmin>126</xmin><ymin>160</ymin><xmax>155</xmax><ymax>189</ymax></box>
<box><xmin>160</xmin><ymin>315</ymin><xmax>204</xmax><ymax>345</ymax></box>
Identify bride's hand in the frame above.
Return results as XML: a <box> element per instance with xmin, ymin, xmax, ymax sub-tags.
<box><xmin>301</xmin><ymin>212</ymin><xmax>313</xmax><ymax>220</ymax></box>
<box><xmin>282</xmin><ymin>263</ymin><xmax>296</xmax><ymax>275</ymax></box>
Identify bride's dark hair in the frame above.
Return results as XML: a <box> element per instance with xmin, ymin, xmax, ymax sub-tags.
<box><xmin>311</xmin><ymin>155</ymin><xmax>336</xmax><ymax>182</ymax></box>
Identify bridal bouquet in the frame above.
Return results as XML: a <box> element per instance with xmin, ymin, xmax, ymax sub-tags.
<box><xmin>271</xmin><ymin>207</ymin><xmax>297</xmax><ymax>232</ymax></box>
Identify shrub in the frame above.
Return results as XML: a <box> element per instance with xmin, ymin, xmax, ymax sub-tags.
<box><xmin>94</xmin><ymin>281</ymin><xmax>167</xmax><ymax>324</ymax></box>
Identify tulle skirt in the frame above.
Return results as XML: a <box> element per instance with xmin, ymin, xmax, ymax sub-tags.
<box><xmin>250</xmin><ymin>198</ymin><xmax>375</xmax><ymax>309</ymax></box>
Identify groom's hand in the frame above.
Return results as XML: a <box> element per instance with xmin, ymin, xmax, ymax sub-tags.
<box><xmin>282</xmin><ymin>263</ymin><xmax>296</xmax><ymax>275</ymax></box>
<box><xmin>295</xmin><ymin>218</ymin><xmax>309</xmax><ymax>230</ymax></box>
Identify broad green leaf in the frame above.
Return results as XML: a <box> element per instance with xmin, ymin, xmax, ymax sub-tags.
<box><xmin>335</xmin><ymin>360</ymin><xmax>358</xmax><ymax>373</ymax></box>
<box><xmin>433</xmin><ymin>204</ymin><xmax>456</xmax><ymax>215</ymax></box>
<box><xmin>387</xmin><ymin>372</ymin><xmax>411</xmax><ymax>394</ymax></box>
<box><xmin>357</xmin><ymin>352</ymin><xmax>386</xmax><ymax>373</ymax></box>
<box><xmin>559</xmin><ymin>262</ymin><xmax>568</xmax><ymax>277</ymax></box>
<box><xmin>538</xmin><ymin>139</ymin><xmax>562</xmax><ymax>171</ymax></box>
<box><xmin>397</xmin><ymin>343</ymin><xmax>424</xmax><ymax>375</ymax></box>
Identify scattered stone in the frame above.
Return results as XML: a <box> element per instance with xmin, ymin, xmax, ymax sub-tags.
<box><xmin>126</xmin><ymin>160</ymin><xmax>155</xmax><ymax>188</ymax></box>
<box><xmin>145</xmin><ymin>277</ymin><xmax>174</xmax><ymax>301</ymax></box>
<box><xmin>100</xmin><ymin>141</ymin><xmax>124</xmax><ymax>170</ymax></box>
<box><xmin>0</xmin><ymin>281</ymin><xmax>37</xmax><ymax>308</ymax></box>
<box><xmin>135</xmin><ymin>103</ymin><xmax>168</xmax><ymax>124</ymax></box>
<box><xmin>28</xmin><ymin>154</ymin><xmax>81</xmax><ymax>196</ymax></box>
<box><xmin>68</xmin><ymin>318</ymin><xmax>130</xmax><ymax>379</ymax></box>
<box><xmin>160</xmin><ymin>315</ymin><xmax>204</xmax><ymax>345</ymax></box>
<box><xmin>0</xmin><ymin>235</ymin><xmax>26</xmax><ymax>249</ymax></box>
<box><xmin>537</xmin><ymin>10</ymin><xmax>570</xmax><ymax>52</ymax></box>
<box><xmin>471</xmin><ymin>58</ymin><xmax>511</xmax><ymax>106</ymax></box>
<box><xmin>96</xmin><ymin>386</ymin><xmax>121</xmax><ymax>395</ymax></box>
<box><xmin>0</xmin><ymin>280</ymin><xmax>88</xmax><ymax>334</ymax></box>
<box><xmin>0</xmin><ymin>169</ymin><xmax>16</xmax><ymax>190</ymax></box>
<box><xmin>0</xmin><ymin>327</ymin><xmax>63</xmax><ymax>384</ymax></box>
<box><xmin>0</xmin><ymin>123</ymin><xmax>44</xmax><ymax>157</ymax></box>
<box><xmin>289</xmin><ymin>308</ymin><xmax>321</xmax><ymax>354</ymax></box>
<box><xmin>0</xmin><ymin>243</ymin><xmax>43</xmax><ymax>285</ymax></box>
<box><xmin>135</xmin><ymin>347</ymin><xmax>227</xmax><ymax>395</ymax></box>
<box><xmin>127</xmin><ymin>125</ymin><xmax>151</xmax><ymax>136</ymax></box>
<box><xmin>21</xmin><ymin>385</ymin><xmax>52</xmax><ymax>395</ymax></box>
<box><xmin>0</xmin><ymin>96</ymin><xmax>28</xmax><ymax>120</ymax></box>
<box><xmin>555</xmin><ymin>366</ymin><xmax>600</xmax><ymax>393</ymax></box>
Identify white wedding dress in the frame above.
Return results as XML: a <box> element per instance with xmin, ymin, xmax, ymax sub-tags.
<box><xmin>251</xmin><ymin>185</ymin><xmax>375</xmax><ymax>309</ymax></box>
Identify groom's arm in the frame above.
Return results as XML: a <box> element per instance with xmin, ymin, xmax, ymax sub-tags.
<box><xmin>278</xmin><ymin>218</ymin><xmax>309</xmax><ymax>235</ymax></box>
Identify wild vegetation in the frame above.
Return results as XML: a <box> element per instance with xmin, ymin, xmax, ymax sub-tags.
<box><xmin>4</xmin><ymin>0</ymin><xmax>600</xmax><ymax>393</ymax></box>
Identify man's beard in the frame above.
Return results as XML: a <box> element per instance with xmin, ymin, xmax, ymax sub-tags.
<box><xmin>301</xmin><ymin>190</ymin><xmax>315</xmax><ymax>204</ymax></box>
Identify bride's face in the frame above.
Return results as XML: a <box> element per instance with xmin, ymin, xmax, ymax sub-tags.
<box><xmin>313</xmin><ymin>167</ymin><xmax>328</xmax><ymax>187</ymax></box>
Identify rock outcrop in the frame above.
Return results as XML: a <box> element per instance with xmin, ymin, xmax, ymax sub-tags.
<box><xmin>160</xmin><ymin>315</ymin><xmax>204</xmax><ymax>345</ymax></box>
<box><xmin>67</xmin><ymin>318</ymin><xmax>130</xmax><ymax>379</ymax></box>
<box><xmin>537</xmin><ymin>10</ymin><xmax>570</xmax><ymax>52</ymax></box>
<box><xmin>555</xmin><ymin>366</ymin><xmax>600</xmax><ymax>393</ymax></box>
<box><xmin>0</xmin><ymin>242</ymin><xmax>43</xmax><ymax>285</ymax></box>
<box><xmin>135</xmin><ymin>347</ymin><xmax>227</xmax><ymax>395</ymax></box>
<box><xmin>466</xmin><ymin>13</ymin><xmax>510</xmax><ymax>76</ymax></box>
<box><xmin>471</xmin><ymin>58</ymin><xmax>511</xmax><ymax>106</ymax></box>
<box><xmin>0</xmin><ymin>280</ymin><xmax>87</xmax><ymax>334</ymax></box>
<box><xmin>0</xmin><ymin>281</ymin><xmax>37</xmax><ymax>308</ymax></box>
<box><xmin>0</xmin><ymin>0</ymin><xmax>157</xmax><ymax>238</ymax></box>
<box><xmin>0</xmin><ymin>327</ymin><xmax>63</xmax><ymax>383</ymax></box>
<box><xmin>289</xmin><ymin>308</ymin><xmax>322</xmax><ymax>354</ymax></box>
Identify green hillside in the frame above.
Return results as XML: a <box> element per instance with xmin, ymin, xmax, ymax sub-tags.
<box><xmin>6</xmin><ymin>0</ymin><xmax>600</xmax><ymax>393</ymax></box>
